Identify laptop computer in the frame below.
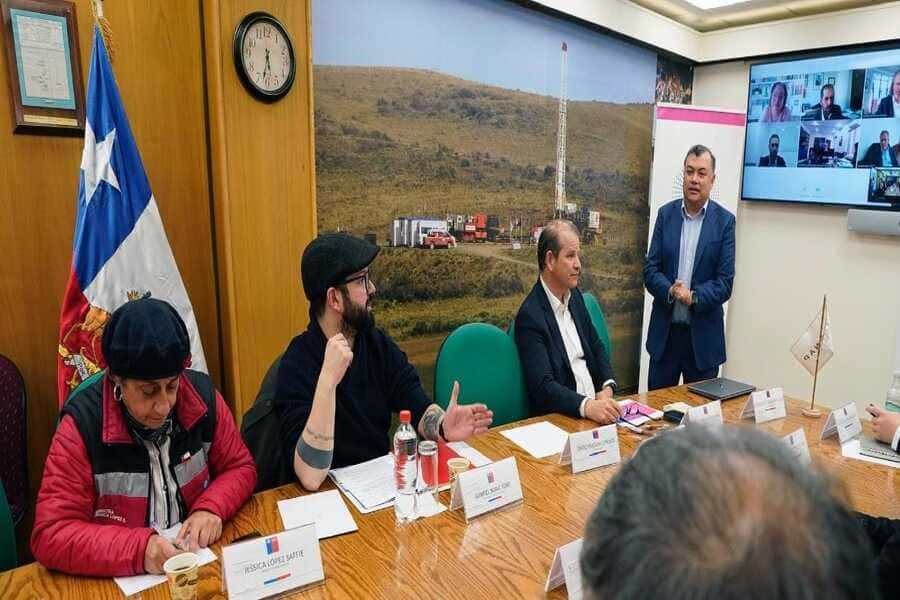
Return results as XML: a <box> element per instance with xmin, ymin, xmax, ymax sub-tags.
<box><xmin>687</xmin><ymin>377</ymin><xmax>756</xmax><ymax>401</ymax></box>
<box><xmin>859</xmin><ymin>436</ymin><xmax>900</xmax><ymax>464</ymax></box>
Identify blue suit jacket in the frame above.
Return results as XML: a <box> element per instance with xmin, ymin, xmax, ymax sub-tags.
<box><xmin>514</xmin><ymin>280</ymin><xmax>614</xmax><ymax>418</ymax></box>
<box><xmin>643</xmin><ymin>199</ymin><xmax>736</xmax><ymax>371</ymax></box>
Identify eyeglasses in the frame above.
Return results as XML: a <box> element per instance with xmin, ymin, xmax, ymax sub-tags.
<box><xmin>343</xmin><ymin>269</ymin><xmax>372</xmax><ymax>290</ymax></box>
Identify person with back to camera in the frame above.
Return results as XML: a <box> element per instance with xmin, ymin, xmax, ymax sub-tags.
<box><xmin>580</xmin><ymin>425</ymin><xmax>878</xmax><ymax>600</ymax></box>
<box><xmin>31</xmin><ymin>297</ymin><xmax>257</xmax><ymax>576</ymax></box>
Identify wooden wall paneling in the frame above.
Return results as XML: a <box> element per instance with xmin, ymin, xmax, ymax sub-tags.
<box><xmin>203</xmin><ymin>0</ymin><xmax>317</xmax><ymax>421</ymax></box>
<box><xmin>0</xmin><ymin>0</ymin><xmax>219</xmax><ymax>560</ymax></box>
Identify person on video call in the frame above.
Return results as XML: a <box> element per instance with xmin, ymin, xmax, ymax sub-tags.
<box><xmin>874</xmin><ymin>70</ymin><xmax>900</xmax><ymax>117</ymax></box>
<box><xmin>761</xmin><ymin>81</ymin><xmax>791</xmax><ymax>122</ymax></box>
<box><xmin>859</xmin><ymin>130</ymin><xmax>899</xmax><ymax>167</ymax></box>
<box><xmin>802</xmin><ymin>84</ymin><xmax>845</xmax><ymax>121</ymax></box>
<box><xmin>758</xmin><ymin>134</ymin><xmax>787</xmax><ymax>167</ymax></box>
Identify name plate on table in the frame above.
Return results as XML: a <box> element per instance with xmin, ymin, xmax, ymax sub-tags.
<box><xmin>783</xmin><ymin>428</ymin><xmax>812</xmax><ymax>465</ymax></box>
<box><xmin>682</xmin><ymin>400</ymin><xmax>723</xmax><ymax>427</ymax></box>
<box><xmin>740</xmin><ymin>387</ymin><xmax>787</xmax><ymax>424</ymax></box>
<box><xmin>821</xmin><ymin>403</ymin><xmax>862</xmax><ymax>443</ymax></box>
<box><xmin>559</xmin><ymin>425</ymin><xmax>620</xmax><ymax>473</ymax></box>
<box><xmin>222</xmin><ymin>523</ymin><xmax>324</xmax><ymax>600</ymax></box>
<box><xmin>545</xmin><ymin>537</ymin><xmax>584</xmax><ymax>599</ymax></box>
<box><xmin>449</xmin><ymin>456</ymin><xmax>523</xmax><ymax>521</ymax></box>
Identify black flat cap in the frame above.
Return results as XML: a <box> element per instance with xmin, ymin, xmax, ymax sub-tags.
<box><xmin>102</xmin><ymin>298</ymin><xmax>191</xmax><ymax>380</ymax></box>
<box><xmin>301</xmin><ymin>233</ymin><xmax>379</xmax><ymax>301</ymax></box>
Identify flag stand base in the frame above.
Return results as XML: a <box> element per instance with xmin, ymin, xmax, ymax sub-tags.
<box><xmin>801</xmin><ymin>407</ymin><xmax>823</xmax><ymax>418</ymax></box>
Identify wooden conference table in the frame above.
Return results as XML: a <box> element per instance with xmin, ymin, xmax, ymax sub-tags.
<box><xmin>2</xmin><ymin>385</ymin><xmax>899</xmax><ymax>599</ymax></box>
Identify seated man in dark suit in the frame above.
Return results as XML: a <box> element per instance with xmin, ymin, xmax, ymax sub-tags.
<box><xmin>514</xmin><ymin>220</ymin><xmax>620</xmax><ymax>424</ymax></box>
<box><xmin>802</xmin><ymin>83</ymin><xmax>845</xmax><ymax>121</ymax></box>
<box><xmin>859</xmin><ymin>130</ymin><xmax>900</xmax><ymax>167</ymax></box>
<box><xmin>874</xmin><ymin>70</ymin><xmax>900</xmax><ymax>117</ymax></box>
<box><xmin>758</xmin><ymin>134</ymin><xmax>786</xmax><ymax>167</ymax></box>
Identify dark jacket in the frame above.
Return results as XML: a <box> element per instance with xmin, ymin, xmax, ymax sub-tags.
<box><xmin>31</xmin><ymin>370</ymin><xmax>256</xmax><ymax>576</ymax></box>
<box><xmin>802</xmin><ymin>104</ymin><xmax>845</xmax><ymax>121</ymax></box>
<box><xmin>643</xmin><ymin>199</ymin><xmax>736</xmax><ymax>371</ymax></box>
<box><xmin>859</xmin><ymin>143</ymin><xmax>900</xmax><ymax>167</ymax></box>
<box><xmin>275</xmin><ymin>318</ymin><xmax>431</xmax><ymax>470</ymax></box>
<box><xmin>875</xmin><ymin>95</ymin><xmax>897</xmax><ymax>117</ymax></box>
<box><xmin>514</xmin><ymin>281</ymin><xmax>614</xmax><ymax>418</ymax></box>
<box><xmin>758</xmin><ymin>155</ymin><xmax>786</xmax><ymax>167</ymax></box>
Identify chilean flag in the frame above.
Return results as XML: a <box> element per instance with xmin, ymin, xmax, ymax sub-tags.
<box><xmin>56</xmin><ymin>28</ymin><xmax>207</xmax><ymax>406</ymax></box>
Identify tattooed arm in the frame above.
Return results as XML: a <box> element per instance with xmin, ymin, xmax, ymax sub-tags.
<box><xmin>417</xmin><ymin>404</ymin><xmax>446</xmax><ymax>442</ymax></box>
<box><xmin>293</xmin><ymin>334</ymin><xmax>352</xmax><ymax>491</ymax></box>
<box><xmin>419</xmin><ymin>382</ymin><xmax>493</xmax><ymax>442</ymax></box>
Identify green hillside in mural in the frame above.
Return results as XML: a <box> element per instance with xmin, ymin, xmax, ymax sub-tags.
<box><xmin>314</xmin><ymin>65</ymin><xmax>652</xmax><ymax>394</ymax></box>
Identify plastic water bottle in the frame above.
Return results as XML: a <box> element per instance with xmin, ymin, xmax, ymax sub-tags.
<box><xmin>886</xmin><ymin>371</ymin><xmax>900</xmax><ymax>413</ymax></box>
<box><xmin>393</xmin><ymin>410</ymin><xmax>418</xmax><ymax>523</ymax></box>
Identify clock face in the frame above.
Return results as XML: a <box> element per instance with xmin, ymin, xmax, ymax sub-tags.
<box><xmin>234</xmin><ymin>13</ymin><xmax>295</xmax><ymax>100</ymax></box>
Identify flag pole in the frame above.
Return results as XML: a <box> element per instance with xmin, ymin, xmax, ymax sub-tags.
<box><xmin>802</xmin><ymin>294</ymin><xmax>827</xmax><ymax>418</ymax></box>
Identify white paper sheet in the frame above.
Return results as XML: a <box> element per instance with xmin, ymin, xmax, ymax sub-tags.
<box><xmin>277</xmin><ymin>489</ymin><xmax>358</xmax><ymax>539</ymax></box>
<box><xmin>500</xmin><ymin>421</ymin><xmax>569</xmax><ymax>458</ymax></box>
<box><xmin>446</xmin><ymin>441</ymin><xmax>492</xmax><ymax>467</ymax></box>
<box><xmin>328</xmin><ymin>454</ymin><xmax>396</xmax><ymax>513</ymax></box>
<box><xmin>113</xmin><ymin>522</ymin><xmax>217</xmax><ymax>597</ymax></box>
<box><xmin>841</xmin><ymin>439</ymin><xmax>900</xmax><ymax>469</ymax></box>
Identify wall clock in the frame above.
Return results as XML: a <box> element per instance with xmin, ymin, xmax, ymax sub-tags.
<box><xmin>233</xmin><ymin>12</ymin><xmax>295</xmax><ymax>102</ymax></box>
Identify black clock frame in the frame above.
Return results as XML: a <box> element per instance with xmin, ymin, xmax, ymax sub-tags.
<box><xmin>232</xmin><ymin>11</ymin><xmax>296</xmax><ymax>102</ymax></box>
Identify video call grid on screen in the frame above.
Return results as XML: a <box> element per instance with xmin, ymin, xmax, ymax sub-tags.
<box><xmin>741</xmin><ymin>44</ymin><xmax>900</xmax><ymax>208</ymax></box>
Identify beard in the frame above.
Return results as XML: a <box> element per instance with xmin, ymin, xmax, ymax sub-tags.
<box><xmin>340</xmin><ymin>290</ymin><xmax>376</xmax><ymax>336</ymax></box>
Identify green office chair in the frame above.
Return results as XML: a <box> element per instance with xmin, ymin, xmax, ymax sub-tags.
<box><xmin>434</xmin><ymin>323</ymin><xmax>527</xmax><ymax>427</ymax></box>
<box><xmin>0</xmin><ymin>480</ymin><xmax>17</xmax><ymax>571</ymax></box>
<box><xmin>67</xmin><ymin>369</ymin><xmax>105</xmax><ymax>403</ymax></box>
<box><xmin>582</xmin><ymin>292</ymin><xmax>612</xmax><ymax>357</ymax></box>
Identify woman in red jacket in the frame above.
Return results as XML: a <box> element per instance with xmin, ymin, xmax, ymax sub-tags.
<box><xmin>31</xmin><ymin>298</ymin><xmax>257</xmax><ymax>576</ymax></box>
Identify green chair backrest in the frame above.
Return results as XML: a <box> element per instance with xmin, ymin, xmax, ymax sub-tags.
<box><xmin>67</xmin><ymin>370</ymin><xmax>105</xmax><ymax>403</ymax></box>
<box><xmin>0</xmin><ymin>479</ymin><xmax>17</xmax><ymax>571</ymax></box>
<box><xmin>434</xmin><ymin>322</ymin><xmax>527</xmax><ymax>427</ymax></box>
<box><xmin>582</xmin><ymin>292</ymin><xmax>612</xmax><ymax>357</ymax></box>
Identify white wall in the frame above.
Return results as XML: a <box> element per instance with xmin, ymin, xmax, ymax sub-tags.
<box><xmin>694</xmin><ymin>60</ymin><xmax>900</xmax><ymax>413</ymax></box>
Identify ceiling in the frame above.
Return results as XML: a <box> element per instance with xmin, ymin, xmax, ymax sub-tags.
<box><xmin>628</xmin><ymin>0</ymin><xmax>899</xmax><ymax>32</ymax></box>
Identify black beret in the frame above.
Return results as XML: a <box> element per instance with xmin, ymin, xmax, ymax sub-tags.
<box><xmin>101</xmin><ymin>298</ymin><xmax>191</xmax><ymax>380</ymax></box>
<box><xmin>301</xmin><ymin>233</ymin><xmax>379</xmax><ymax>301</ymax></box>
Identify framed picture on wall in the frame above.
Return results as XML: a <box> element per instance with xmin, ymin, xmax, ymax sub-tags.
<box><xmin>1</xmin><ymin>0</ymin><xmax>84</xmax><ymax>135</ymax></box>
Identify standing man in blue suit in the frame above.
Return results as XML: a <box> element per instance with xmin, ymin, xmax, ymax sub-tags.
<box><xmin>514</xmin><ymin>220</ymin><xmax>620</xmax><ymax>423</ymax></box>
<box><xmin>643</xmin><ymin>145</ymin><xmax>736</xmax><ymax>390</ymax></box>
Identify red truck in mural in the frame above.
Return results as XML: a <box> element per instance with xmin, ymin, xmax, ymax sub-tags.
<box><xmin>460</xmin><ymin>213</ymin><xmax>487</xmax><ymax>242</ymax></box>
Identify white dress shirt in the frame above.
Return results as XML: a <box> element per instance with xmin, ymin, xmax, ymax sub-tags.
<box><xmin>540</xmin><ymin>276</ymin><xmax>615</xmax><ymax>418</ymax></box>
<box><xmin>893</xmin><ymin>98</ymin><xmax>900</xmax><ymax>118</ymax></box>
<box><xmin>892</xmin><ymin>425</ymin><xmax>900</xmax><ymax>452</ymax></box>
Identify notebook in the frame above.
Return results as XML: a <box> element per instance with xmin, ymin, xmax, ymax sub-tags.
<box><xmin>687</xmin><ymin>377</ymin><xmax>755</xmax><ymax>401</ymax></box>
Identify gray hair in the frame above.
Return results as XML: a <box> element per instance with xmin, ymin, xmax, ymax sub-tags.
<box><xmin>581</xmin><ymin>425</ymin><xmax>875</xmax><ymax>600</ymax></box>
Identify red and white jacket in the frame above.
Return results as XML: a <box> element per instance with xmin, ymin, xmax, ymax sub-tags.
<box><xmin>31</xmin><ymin>370</ymin><xmax>257</xmax><ymax>576</ymax></box>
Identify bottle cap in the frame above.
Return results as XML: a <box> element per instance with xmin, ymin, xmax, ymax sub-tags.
<box><xmin>399</xmin><ymin>410</ymin><xmax>411</xmax><ymax>423</ymax></box>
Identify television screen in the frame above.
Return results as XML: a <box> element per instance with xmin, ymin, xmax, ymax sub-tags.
<box><xmin>742</xmin><ymin>45</ymin><xmax>900</xmax><ymax>209</ymax></box>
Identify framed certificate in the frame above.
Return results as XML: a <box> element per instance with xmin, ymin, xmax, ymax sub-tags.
<box><xmin>1</xmin><ymin>0</ymin><xmax>84</xmax><ymax>135</ymax></box>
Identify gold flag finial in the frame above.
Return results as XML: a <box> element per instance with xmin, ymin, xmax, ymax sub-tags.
<box><xmin>90</xmin><ymin>0</ymin><xmax>115</xmax><ymax>64</ymax></box>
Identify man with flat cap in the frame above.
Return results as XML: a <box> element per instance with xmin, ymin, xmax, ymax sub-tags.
<box><xmin>275</xmin><ymin>233</ymin><xmax>493</xmax><ymax>491</ymax></box>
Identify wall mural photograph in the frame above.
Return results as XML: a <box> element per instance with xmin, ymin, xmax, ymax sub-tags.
<box><xmin>312</xmin><ymin>0</ymin><xmax>660</xmax><ymax>394</ymax></box>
